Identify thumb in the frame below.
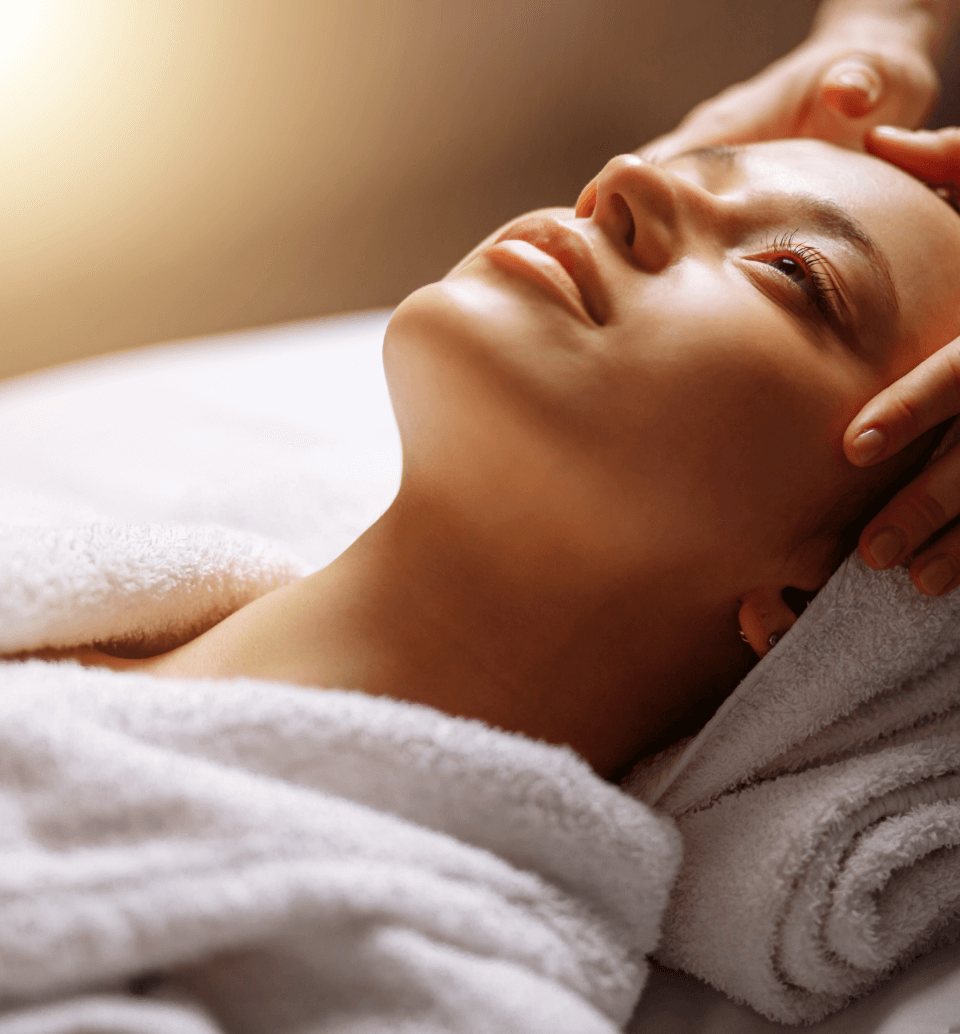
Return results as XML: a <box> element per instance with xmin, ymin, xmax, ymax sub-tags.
<box><xmin>820</xmin><ymin>59</ymin><xmax>883</xmax><ymax>118</ymax></box>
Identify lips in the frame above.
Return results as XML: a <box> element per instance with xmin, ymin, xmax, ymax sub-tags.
<box><xmin>492</xmin><ymin>216</ymin><xmax>609</xmax><ymax>325</ymax></box>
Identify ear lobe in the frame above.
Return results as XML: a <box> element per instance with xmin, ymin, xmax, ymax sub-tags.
<box><xmin>737</xmin><ymin>586</ymin><xmax>801</xmax><ymax>659</ymax></box>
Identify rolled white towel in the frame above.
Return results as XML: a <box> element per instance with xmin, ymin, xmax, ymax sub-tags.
<box><xmin>644</xmin><ymin>728</ymin><xmax>960</xmax><ymax>1024</ymax></box>
<box><xmin>623</xmin><ymin>547</ymin><xmax>960</xmax><ymax>1024</ymax></box>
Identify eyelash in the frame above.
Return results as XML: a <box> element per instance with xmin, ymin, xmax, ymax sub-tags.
<box><xmin>637</xmin><ymin>155</ymin><xmax>842</xmax><ymax>321</ymax></box>
<box><xmin>761</xmin><ymin>230</ymin><xmax>840</xmax><ymax>322</ymax></box>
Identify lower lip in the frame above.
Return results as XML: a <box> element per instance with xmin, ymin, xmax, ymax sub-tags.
<box><xmin>483</xmin><ymin>240</ymin><xmax>594</xmax><ymax>326</ymax></box>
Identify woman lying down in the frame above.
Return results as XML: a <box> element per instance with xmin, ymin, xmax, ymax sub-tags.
<box><xmin>42</xmin><ymin>137</ymin><xmax>960</xmax><ymax>778</ymax></box>
<box><xmin>6</xmin><ymin>138</ymin><xmax>960</xmax><ymax>1032</ymax></box>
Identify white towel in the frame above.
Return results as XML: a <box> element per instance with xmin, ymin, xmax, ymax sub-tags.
<box><xmin>0</xmin><ymin>522</ymin><xmax>309</xmax><ymax>657</ymax></box>
<box><xmin>0</xmin><ymin>654</ymin><xmax>680</xmax><ymax>1034</ymax></box>
<box><xmin>0</xmin><ymin>320</ymin><xmax>682</xmax><ymax>1033</ymax></box>
<box><xmin>623</xmin><ymin>419</ymin><xmax>960</xmax><ymax>1024</ymax></box>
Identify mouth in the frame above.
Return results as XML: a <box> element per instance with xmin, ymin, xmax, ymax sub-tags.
<box><xmin>490</xmin><ymin>216</ymin><xmax>609</xmax><ymax>326</ymax></box>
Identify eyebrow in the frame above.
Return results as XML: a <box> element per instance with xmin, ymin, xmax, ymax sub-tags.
<box><xmin>674</xmin><ymin>145</ymin><xmax>902</xmax><ymax>342</ymax></box>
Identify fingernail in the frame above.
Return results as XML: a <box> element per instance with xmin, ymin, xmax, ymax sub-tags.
<box><xmin>866</xmin><ymin>526</ymin><xmax>906</xmax><ymax>567</ymax></box>
<box><xmin>916</xmin><ymin>555</ymin><xmax>957</xmax><ymax>595</ymax></box>
<box><xmin>835</xmin><ymin>69</ymin><xmax>880</xmax><ymax>106</ymax></box>
<box><xmin>851</xmin><ymin>427</ymin><xmax>886</xmax><ymax>464</ymax></box>
<box><xmin>872</xmin><ymin>124</ymin><xmax>909</xmax><ymax>139</ymax></box>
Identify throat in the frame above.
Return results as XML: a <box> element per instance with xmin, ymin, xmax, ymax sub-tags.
<box><xmin>15</xmin><ymin>500</ymin><xmax>744</xmax><ymax>782</ymax></box>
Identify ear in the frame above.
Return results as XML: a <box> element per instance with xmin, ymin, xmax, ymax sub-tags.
<box><xmin>737</xmin><ymin>586</ymin><xmax>803</xmax><ymax>659</ymax></box>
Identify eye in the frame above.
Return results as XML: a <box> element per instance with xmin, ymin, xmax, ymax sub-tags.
<box><xmin>758</xmin><ymin>231</ymin><xmax>840</xmax><ymax>321</ymax></box>
<box><xmin>768</xmin><ymin>255</ymin><xmax>805</xmax><ymax>284</ymax></box>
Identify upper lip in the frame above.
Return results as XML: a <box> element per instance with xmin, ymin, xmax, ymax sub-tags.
<box><xmin>494</xmin><ymin>216</ymin><xmax>608</xmax><ymax>325</ymax></box>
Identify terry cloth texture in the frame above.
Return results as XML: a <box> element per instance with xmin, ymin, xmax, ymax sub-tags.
<box><xmin>0</xmin><ymin>318</ymin><xmax>680</xmax><ymax>1033</ymax></box>
<box><xmin>623</xmin><ymin>422</ymin><xmax>960</xmax><ymax>1025</ymax></box>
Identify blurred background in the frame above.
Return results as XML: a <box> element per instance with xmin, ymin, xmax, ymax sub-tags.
<box><xmin>2</xmin><ymin>0</ymin><xmax>959</xmax><ymax>381</ymax></box>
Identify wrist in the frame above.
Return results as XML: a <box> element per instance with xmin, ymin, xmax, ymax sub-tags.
<box><xmin>812</xmin><ymin>1</ymin><xmax>952</xmax><ymax>62</ymax></box>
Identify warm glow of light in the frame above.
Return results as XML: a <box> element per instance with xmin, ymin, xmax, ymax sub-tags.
<box><xmin>0</xmin><ymin>0</ymin><xmax>52</xmax><ymax>79</ymax></box>
<box><xmin>0</xmin><ymin>1</ymin><xmax>155</xmax><ymax>290</ymax></box>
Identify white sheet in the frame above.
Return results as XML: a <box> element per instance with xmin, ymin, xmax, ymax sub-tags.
<box><xmin>5</xmin><ymin>309</ymin><xmax>960</xmax><ymax>1033</ymax></box>
<box><xmin>0</xmin><ymin>309</ymin><xmax>684</xmax><ymax>1032</ymax></box>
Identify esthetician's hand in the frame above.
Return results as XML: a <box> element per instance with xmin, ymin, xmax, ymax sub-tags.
<box><xmin>640</xmin><ymin>20</ymin><xmax>938</xmax><ymax>160</ymax></box>
<box><xmin>845</xmin><ymin>126</ymin><xmax>960</xmax><ymax>596</ymax></box>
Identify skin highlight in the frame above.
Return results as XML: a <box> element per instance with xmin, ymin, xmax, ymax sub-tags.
<box><xmin>25</xmin><ymin>140</ymin><xmax>960</xmax><ymax>782</ymax></box>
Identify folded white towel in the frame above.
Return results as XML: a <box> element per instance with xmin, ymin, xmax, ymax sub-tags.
<box><xmin>0</xmin><ymin>321</ymin><xmax>682</xmax><ymax>1032</ymax></box>
<box><xmin>0</xmin><ymin>654</ymin><xmax>680</xmax><ymax>1033</ymax></box>
<box><xmin>624</xmin><ymin>543</ymin><xmax>960</xmax><ymax>1024</ymax></box>
<box><xmin>0</xmin><ymin>513</ymin><xmax>682</xmax><ymax>1032</ymax></box>
<box><xmin>0</xmin><ymin>522</ymin><xmax>309</xmax><ymax>657</ymax></box>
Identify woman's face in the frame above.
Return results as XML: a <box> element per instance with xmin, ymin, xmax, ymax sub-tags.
<box><xmin>383</xmin><ymin>140</ymin><xmax>960</xmax><ymax>598</ymax></box>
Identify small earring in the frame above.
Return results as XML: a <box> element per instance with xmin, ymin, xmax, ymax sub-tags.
<box><xmin>738</xmin><ymin>629</ymin><xmax>749</xmax><ymax>644</ymax></box>
<box><xmin>767</xmin><ymin>633</ymin><xmax>781</xmax><ymax>648</ymax></box>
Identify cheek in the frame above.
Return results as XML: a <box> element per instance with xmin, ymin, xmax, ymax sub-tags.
<box><xmin>590</xmin><ymin>267</ymin><xmax>859</xmax><ymax>553</ymax></box>
<box><xmin>604</xmin><ymin>262</ymin><xmax>847</xmax><ymax>445</ymax></box>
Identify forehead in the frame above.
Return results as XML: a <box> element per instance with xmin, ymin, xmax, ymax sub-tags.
<box><xmin>736</xmin><ymin>140</ymin><xmax>960</xmax><ymax>364</ymax></box>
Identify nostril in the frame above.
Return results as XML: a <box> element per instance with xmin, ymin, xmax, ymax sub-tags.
<box><xmin>575</xmin><ymin>181</ymin><xmax>598</xmax><ymax>218</ymax></box>
<box><xmin>610</xmin><ymin>193</ymin><xmax>635</xmax><ymax>248</ymax></box>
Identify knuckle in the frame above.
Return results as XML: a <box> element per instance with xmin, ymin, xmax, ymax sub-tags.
<box><xmin>859</xmin><ymin>48</ymin><xmax>938</xmax><ymax>121</ymax></box>
<box><xmin>941</xmin><ymin>346</ymin><xmax>960</xmax><ymax>409</ymax></box>
<box><xmin>886</xmin><ymin>389</ymin><xmax>925</xmax><ymax>438</ymax></box>
<box><xmin>918</xmin><ymin>524</ymin><xmax>960</xmax><ymax>558</ymax></box>
<box><xmin>685</xmin><ymin>94</ymin><xmax>725</xmax><ymax>121</ymax></box>
<box><xmin>700</xmin><ymin>101</ymin><xmax>739</xmax><ymax>130</ymax></box>
<box><xmin>899</xmin><ymin>489</ymin><xmax>949</xmax><ymax>541</ymax></box>
<box><xmin>881</xmin><ymin>342</ymin><xmax>960</xmax><ymax>440</ymax></box>
<box><xmin>915</xmin><ymin>64</ymin><xmax>940</xmax><ymax>105</ymax></box>
<box><xmin>893</xmin><ymin>52</ymin><xmax>938</xmax><ymax>95</ymax></box>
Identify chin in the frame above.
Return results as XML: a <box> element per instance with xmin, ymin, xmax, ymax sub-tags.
<box><xmin>386</xmin><ymin>277</ymin><xmax>538</xmax><ymax>427</ymax></box>
<box><xmin>388</xmin><ymin>261</ymin><xmax>596</xmax><ymax>409</ymax></box>
<box><xmin>386</xmin><ymin>274</ymin><xmax>524</xmax><ymax>364</ymax></box>
<box><xmin>382</xmin><ymin>281</ymin><xmax>501</xmax><ymax>480</ymax></box>
<box><xmin>384</xmin><ymin>281</ymin><xmax>490</xmax><ymax>415</ymax></box>
<box><xmin>382</xmin><ymin>277</ymin><xmax>589</xmax><ymax>508</ymax></box>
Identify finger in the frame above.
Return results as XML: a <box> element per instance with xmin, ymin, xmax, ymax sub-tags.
<box><xmin>907</xmin><ymin>522</ymin><xmax>960</xmax><ymax>595</ymax></box>
<box><xmin>858</xmin><ymin>443</ymin><xmax>960</xmax><ymax>570</ymax></box>
<box><xmin>642</xmin><ymin>117</ymin><xmax>769</xmax><ymax>162</ymax></box>
<box><xmin>820</xmin><ymin>60</ymin><xmax>882</xmax><ymax>118</ymax></box>
<box><xmin>866</xmin><ymin>125</ymin><xmax>960</xmax><ymax>183</ymax></box>
<box><xmin>639</xmin><ymin>83</ymin><xmax>779</xmax><ymax>161</ymax></box>
<box><xmin>640</xmin><ymin>119</ymin><xmax>734</xmax><ymax>162</ymax></box>
<box><xmin>638</xmin><ymin>104</ymin><xmax>730</xmax><ymax>160</ymax></box>
<box><xmin>844</xmin><ymin>338</ymin><xmax>960</xmax><ymax>466</ymax></box>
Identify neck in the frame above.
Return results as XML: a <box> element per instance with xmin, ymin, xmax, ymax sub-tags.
<box><xmin>171</xmin><ymin>487</ymin><xmax>749</xmax><ymax>781</ymax></box>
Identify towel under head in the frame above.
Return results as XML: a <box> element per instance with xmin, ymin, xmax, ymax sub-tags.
<box><xmin>621</xmin><ymin>415</ymin><xmax>960</xmax><ymax>1023</ymax></box>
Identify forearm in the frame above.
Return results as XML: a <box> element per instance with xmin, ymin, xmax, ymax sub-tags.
<box><xmin>813</xmin><ymin>0</ymin><xmax>960</xmax><ymax>63</ymax></box>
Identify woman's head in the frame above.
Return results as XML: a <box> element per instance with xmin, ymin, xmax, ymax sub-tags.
<box><xmin>383</xmin><ymin>139</ymin><xmax>960</xmax><ymax>677</ymax></box>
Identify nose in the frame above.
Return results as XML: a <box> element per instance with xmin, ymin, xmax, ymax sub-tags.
<box><xmin>579</xmin><ymin>154</ymin><xmax>716</xmax><ymax>273</ymax></box>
